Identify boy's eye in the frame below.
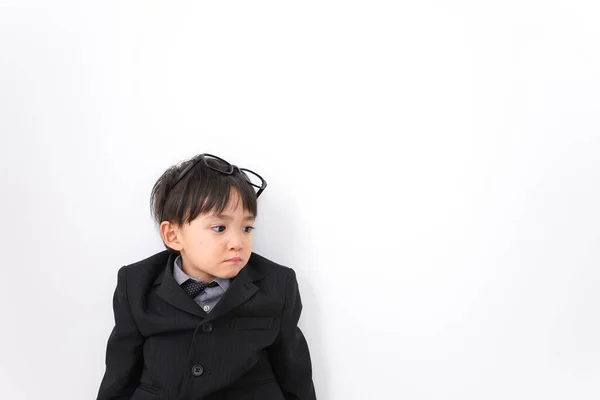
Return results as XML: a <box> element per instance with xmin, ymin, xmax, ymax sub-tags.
<box><xmin>211</xmin><ymin>226</ymin><xmax>255</xmax><ymax>233</ymax></box>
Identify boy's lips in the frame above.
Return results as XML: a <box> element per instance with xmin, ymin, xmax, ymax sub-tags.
<box><xmin>225</xmin><ymin>257</ymin><xmax>242</xmax><ymax>262</ymax></box>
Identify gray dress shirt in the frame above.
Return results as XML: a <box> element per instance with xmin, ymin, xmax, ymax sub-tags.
<box><xmin>173</xmin><ymin>255</ymin><xmax>230</xmax><ymax>313</ymax></box>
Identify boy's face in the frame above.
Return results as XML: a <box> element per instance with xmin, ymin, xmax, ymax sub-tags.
<box><xmin>164</xmin><ymin>189</ymin><xmax>255</xmax><ymax>282</ymax></box>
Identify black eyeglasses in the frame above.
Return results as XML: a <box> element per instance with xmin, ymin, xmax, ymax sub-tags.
<box><xmin>161</xmin><ymin>153</ymin><xmax>267</xmax><ymax>221</ymax></box>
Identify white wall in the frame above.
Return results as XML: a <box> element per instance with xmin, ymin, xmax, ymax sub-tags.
<box><xmin>1</xmin><ymin>1</ymin><xmax>599</xmax><ymax>399</ymax></box>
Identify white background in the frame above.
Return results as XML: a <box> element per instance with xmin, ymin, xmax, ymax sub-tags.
<box><xmin>1</xmin><ymin>1</ymin><xmax>599</xmax><ymax>399</ymax></box>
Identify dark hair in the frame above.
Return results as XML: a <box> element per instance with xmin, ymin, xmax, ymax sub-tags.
<box><xmin>150</xmin><ymin>156</ymin><xmax>258</xmax><ymax>250</ymax></box>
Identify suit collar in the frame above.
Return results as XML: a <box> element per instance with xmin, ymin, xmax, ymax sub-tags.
<box><xmin>155</xmin><ymin>252</ymin><xmax>207</xmax><ymax>318</ymax></box>
<box><xmin>154</xmin><ymin>252</ymin><xmax>265</xmax><ymax>320</ymax></box>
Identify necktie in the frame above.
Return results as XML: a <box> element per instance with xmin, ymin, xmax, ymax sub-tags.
<box><xmin>181</xmin><ymin>279</ymin><xmax>218</xmax><ymax>298</ymax></box>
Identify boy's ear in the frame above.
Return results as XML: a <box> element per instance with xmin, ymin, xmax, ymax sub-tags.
<box><xmin>160</xmin><ymin>221</ymin><xmax>183</xmax><ymax>251</ymax></box>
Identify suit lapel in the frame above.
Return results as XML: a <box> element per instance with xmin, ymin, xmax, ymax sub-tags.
<box><xmin>155</xmin><ymin>253</ymin><xmax>208</xmax><ymax>318</ymax></box>
<box><xmin>202</xmin><ymin>261</ymin><xmax>263</xmax><ymax>322</ymax></box>
<box><xmin>155</xmin><ymin>252</ymin><xmax>265</xmax><ymax>320</ymax></box>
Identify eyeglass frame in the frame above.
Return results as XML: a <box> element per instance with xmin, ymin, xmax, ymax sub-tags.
<box><xmin>160</xmin><ymin>153</ymin><xmax>267</xmax><ymax>222</ymax></box>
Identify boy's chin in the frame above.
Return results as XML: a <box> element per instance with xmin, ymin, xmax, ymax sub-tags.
<box><xmin>217</xmin><ymin>264</ymin><xmax>245</xmax><ymax>279</ymax></box>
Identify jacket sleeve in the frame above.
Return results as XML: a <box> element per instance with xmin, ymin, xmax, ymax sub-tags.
<box><xmin>268</xmin><ymin>268</ymin><xmax>317</xmax><ymax>400</ymax></box>
<box><xmin>97</xmin><ymin>266</ymin><xmax>145</xmax><ymax>400</ymax></box>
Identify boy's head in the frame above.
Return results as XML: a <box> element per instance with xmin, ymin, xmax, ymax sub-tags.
<box><xmin>150</xmin><ymin>154</ymin><xmax>265</xmax><ymax>282</ymax></box>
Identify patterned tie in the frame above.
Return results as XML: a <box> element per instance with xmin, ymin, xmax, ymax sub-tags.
<box><xmin>180</xmin><ymin>279</ymin><xmax>218</xmax><ymax>298</ymax></box>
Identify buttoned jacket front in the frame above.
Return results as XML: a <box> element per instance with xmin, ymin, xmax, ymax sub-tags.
<box><xmin>97</xmin><ymin>250</ymin><xmax>316</xmax><ymax>400</ymax></box>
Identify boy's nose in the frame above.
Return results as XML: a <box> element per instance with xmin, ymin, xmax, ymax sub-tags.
<box><xmin>227</xmin><ymin>233</ymin><xmax>244</xmax><ymax>250</ymax></box>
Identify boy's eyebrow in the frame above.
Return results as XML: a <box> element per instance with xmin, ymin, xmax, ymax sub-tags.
<box><xmin>208</xmin><ymin>213</ymin><xmax>255</xmax><ymax>221</ymax></box>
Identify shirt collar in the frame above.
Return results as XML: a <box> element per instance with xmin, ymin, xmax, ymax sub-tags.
<box><xmin>173</xmin><ymin>255</ymin><xmax>231</xmax><ymax>291</ymax></box>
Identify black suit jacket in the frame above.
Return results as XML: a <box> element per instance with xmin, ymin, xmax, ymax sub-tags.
<box><xmin>97</xmin><ymin>250</ymin><xmax>316</xmax><ymax>400</ymax></box>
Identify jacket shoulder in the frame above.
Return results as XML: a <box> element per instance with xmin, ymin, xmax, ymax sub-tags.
<box><xmin>118</xmin><ymin>250</ymin><xmax>170</xmax><ymax>282</ymax></box>
<box><xmin>124</xmin><ymin>250</ymin><xmax>171</xmax><ymax>269</ymax></box>
<box><xmin>248</xmin><ymin>252</ymin><xmax>296</xmax><ymax>279</ymax></box>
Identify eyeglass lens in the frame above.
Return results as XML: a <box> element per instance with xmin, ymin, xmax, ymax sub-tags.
<box><xmin>202</xmin><ymin>155</ymin><xmax>263</xmax><ymax>193</ymax></box>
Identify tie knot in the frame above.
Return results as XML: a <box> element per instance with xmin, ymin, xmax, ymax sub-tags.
<box><xmin>181</xmin><ymin>279</ymin><xmax>218</xmax><ymax>298</ymax></box>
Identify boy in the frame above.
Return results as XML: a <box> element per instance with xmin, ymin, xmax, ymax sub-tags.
<box><xmin>97</xmin><ymin>153</ymin><xmax>316</xmax><ymax>400</ymax></box>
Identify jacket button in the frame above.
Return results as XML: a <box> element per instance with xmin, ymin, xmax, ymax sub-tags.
<box><xmin>191</xmin><ymin>364</ymin><xmax>204</xmax><ymax>377</ymax></box>
<box><xmin>201</xmin><ymin>323</ymin><xmax>213</xmax><ymax>333</ymax></box>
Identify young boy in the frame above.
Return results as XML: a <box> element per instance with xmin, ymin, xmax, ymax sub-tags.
<box><xmin>97</xmin><ymin>153</ymin><xmax>316</xmax><ymax>400</ymax></box>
